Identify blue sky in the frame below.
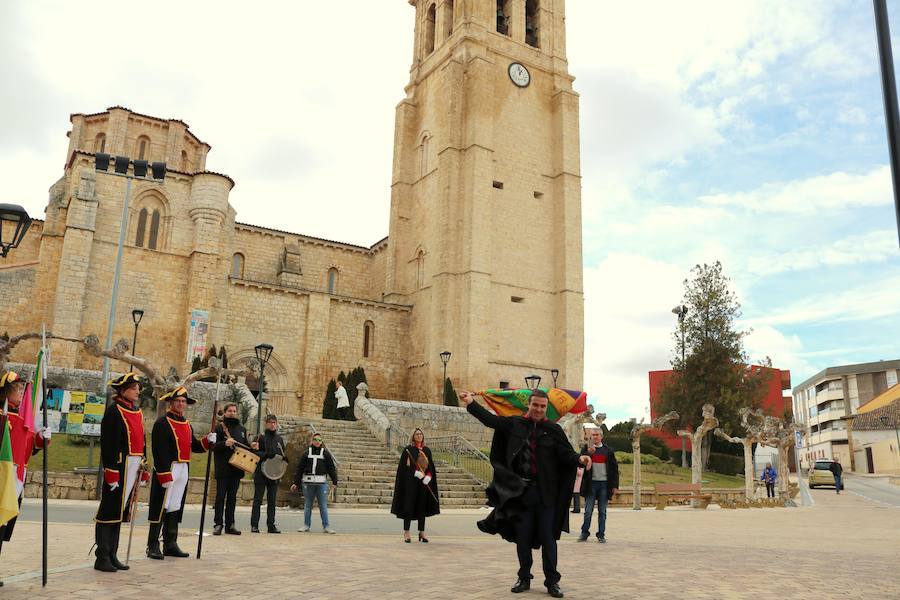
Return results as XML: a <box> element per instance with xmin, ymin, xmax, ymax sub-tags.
<box><xmin>1</xmin><ymin>1</ymin><xmax>898</xmax><ymax>423</ymax></box>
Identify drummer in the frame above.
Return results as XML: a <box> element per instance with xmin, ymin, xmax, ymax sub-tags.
<box><xmin>212</xmin><ymin>402</ymin><xmax>252</xmax><ymax>536</ymax></box>
<box><xmin>251</xmin><ymin>414</ymin><xmax>287</xmax><ymax>534</ymax></box>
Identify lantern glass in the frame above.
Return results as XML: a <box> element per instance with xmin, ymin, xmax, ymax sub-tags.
<box><xmin>255</xmin><ymin>343</ymin><xmax>274</xmax><ymax>366</ymax></box>
<box><xmin>524</xmin><ymin>374</ymin><xmax>541</xmax><ymax>390</ymax></box>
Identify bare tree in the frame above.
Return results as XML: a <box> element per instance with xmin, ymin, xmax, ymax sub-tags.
<box><xmin>677</xmin><ymin>403</ymin><xmax>718</xmax><ymax>504</ymax></box>
<box><xmin>630</xmin><ymin>411</ymin><xmax>678</xmax><ymax>509</ymax></box>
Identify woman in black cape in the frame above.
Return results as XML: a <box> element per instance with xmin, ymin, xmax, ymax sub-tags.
<box><xmin>391</xmin><ymin>428</ymin><xmax>440</xmax><ymax>542</ymax></box>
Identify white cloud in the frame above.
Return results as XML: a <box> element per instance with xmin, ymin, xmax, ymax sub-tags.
<box><xmin>743</xmin><ymin>324</ymin><xmax>817</xmax><ymax>384</ymax></box>
<box><xmin>699</xmin><ymin>166</ymin><xmax>892</xmax><ymax>214</ymax></box>
<box><xmin>584</xmin><ymin>254</ymin><xmax>685</xmax><ymax>423</ymax></box>
<box><xmin>744</xmin><ymin>277</ymin><xmax>900</xmax><ymax>327</ymax></box>
<box><xmin>745</xmin><ymin>229</ymin><xmax>898</xmax><ymax>275</ymax></box>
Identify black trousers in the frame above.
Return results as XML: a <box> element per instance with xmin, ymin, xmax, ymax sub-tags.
<box><xmin>765</xmin><ymin>482</ymin><xmax>776</xmax><ymax>498</ymax></box>
<box><xmin>339</xmin><ymin>407</ymin><xmax>350</xmax><ymax>420</ymax></box>
<box><xmin>251</xmin><ymin>478</ymin><xmax>279</xmax><ymax>528</ymax></box>
<box><xmin>403</xmin><ymin>516</ymin><xmax>426</xmax><ymax>531</ymax></box>
<box><xmin>214</xmin><ymin>475</ymin><xmax>242</xmax><ymax>527</ymax></box>
<box><xmin>516</xmin><ymin>485</ymin><xmax>559</xmax><ymax>587</ymax></box>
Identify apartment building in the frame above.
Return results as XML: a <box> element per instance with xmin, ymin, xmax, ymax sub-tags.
<box><xmin>792</xmin><ymin>360</ymin><xmax>900</xmax><ymax>468</ymax></box>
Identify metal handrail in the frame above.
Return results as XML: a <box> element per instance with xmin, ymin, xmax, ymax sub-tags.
<box><xmin>423</xmin><ymin>434</ymin><xmax>493</xmax><ymax>487</ymax></box>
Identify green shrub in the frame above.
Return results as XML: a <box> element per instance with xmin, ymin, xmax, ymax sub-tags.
<box><xmin>604</xmin><ymin>435</ymin><xmax>630</xmax><ymax>453</ymax></box>
<box><xmin>615</xmin><ymin>451</ymin><xmax>632</xmax><ymax>464</ymax></box>
<box><xmin>707</xmin><ymin>452</ymin><xmax>743</xmax><ymax>475</ymax></box>
<box><xmin>671</xmin><ymin>449</ymin><xmax>692</xmax><ymax>466</ymax></box>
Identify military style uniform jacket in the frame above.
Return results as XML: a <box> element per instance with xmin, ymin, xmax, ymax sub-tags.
<box><xmin>148</xmin><ymin>412</ymin><xmax>208</xmax><ymax>523</ymax></box>
<box><xmin>95</xmin><ymin>397</ymin><xmax>147</xmax><ymax>523</ymax></box>
<box><xmin>0</xmin><ymin>406</ymin><xmax>45</xmax><ymax>542</ymax></box>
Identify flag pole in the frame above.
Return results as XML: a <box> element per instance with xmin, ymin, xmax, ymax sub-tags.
<box><xmin>41</xmin><ymin>325</ymin><xmax>48</xmax><ymax>587</ymax></box>
<box><xmin>196</xmin><ymin>367</ymin><xmax>222</xmax><ymax>559</ymax></box>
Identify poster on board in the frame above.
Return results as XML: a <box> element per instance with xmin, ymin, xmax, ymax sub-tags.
<box><xmin>187</xmin><ymin>308</ymin><xmax>210</xmax><ymax>362</ymax></box>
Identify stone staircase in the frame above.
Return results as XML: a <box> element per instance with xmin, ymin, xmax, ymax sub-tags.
<box><xmin>279</xmin><ymin>416</ymin><xmax>487</xmax><ymax>509</ymax></box>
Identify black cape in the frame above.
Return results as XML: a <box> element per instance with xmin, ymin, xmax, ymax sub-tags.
<box><xmin>476</xmin><ymin>413</ymin><xmax>578</xmax><ymax>548</ymax></box>
<box><xmin>95</xmin><ymin>398</ymin><xmax>147</xmax><ymax>523</ymax></box>
<box><xmin>390</xmin><ymin>445</ymin><xmax>440</xmax><ymax>520</ymax></box>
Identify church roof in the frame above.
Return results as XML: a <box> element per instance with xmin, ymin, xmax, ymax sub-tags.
<box><xmin>70</xmin><ymin>106</ymin><xmax>210</xmax><ymax>149</ymax></box>
<box><xmin>235</xmin><ymin>221</ymin><xmax>388</xmax><ymax>253</ymax></box>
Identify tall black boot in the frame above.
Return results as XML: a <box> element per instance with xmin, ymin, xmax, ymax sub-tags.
<box><xmin>109</xmin><ymin>523</ymin><xmax>129</xmax><ymax>570</ymax></box>
<box><xmin>146</xmin><ymin>520</ymin><xmax>164</xmax><ymax>560</ymax></box>
<box><xmin>93</xmin><ymin>523</ymin><xmax>117</xmax><ymax>572</ymax></box>
<box><xmin>162</xmin><ymin>512</ymin><xmax>189</xmax><ymax>558</ymax></box>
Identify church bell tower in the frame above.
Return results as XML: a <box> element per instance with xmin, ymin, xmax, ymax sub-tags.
<box><xmin>384</xmin><ymin>0</ymin><xmax>584</xmax><ymax>402</ymax></box>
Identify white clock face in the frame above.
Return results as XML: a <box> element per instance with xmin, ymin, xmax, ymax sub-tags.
<box><xmin>508</xmin><ymin>62</ymin><xmax>531</xmax><ymax>88</ymax></box>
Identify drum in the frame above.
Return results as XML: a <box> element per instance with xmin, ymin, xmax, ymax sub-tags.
<box><xmin>261</xmin><ymin>455</ymin><xmax>287</xmax><ymax>480</ymax></box>
<box><xmin>229</xmin><ymin>446</ymin><xmax>260</xmax><ymax>474</ymax></box>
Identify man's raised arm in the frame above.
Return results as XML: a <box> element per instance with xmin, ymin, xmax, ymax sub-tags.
<box><xmin>461</xmin><ymin>391</ymin><xmax>511</xmax><ymax>432</ymax></box>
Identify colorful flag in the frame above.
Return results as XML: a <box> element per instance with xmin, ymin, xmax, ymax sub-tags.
<box><xmin>0</xmin><ymin>412</ymin><xmax>19</xmax><ymax>527</ymax></box>
<box><xmin>479</xmin><ymin>387</ymin><xmax>589</xmax><ymax>422</ymax></box>
<box><xmin>31</xmin><ymin>348</ymin><xmax>44</xmax><ymax>430</ymax></box>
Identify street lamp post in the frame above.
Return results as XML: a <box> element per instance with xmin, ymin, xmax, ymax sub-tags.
<box><xmin>439</xmin><ymin>351</ymin><xmax>451</xmax><ymax>400</ymax></box>
<box><xmin>0</xmin><ymin>203</ymin><xmax>33</xmax><ymax>258</ymax></box>
<box><xmin>671</xmin><ymin>305</ymin><xmax>689</xmax><ymax>467</ymax></box>
<box><xmin>255</xmin><ymin>343</ymin><xmax>274</xmax><ymax>436</ymax></box>
<box><xmin>94</xmin><ymin>154</ymin><xmax>166</xmax><ymax>412</ymax></box>
<box><xmin>525</xmin><ymin>374</ymin><xmax>541</xmax><ymax>390</ymax></box>
<box><xmin>550</xmin><ymin>368</ymin><xmax>559</xmax><ymax>388</ymax></box>
<box><xmin>131</xmin><ymin>309</ymin><xmax>144</xmax><ymax>355</ymax></box>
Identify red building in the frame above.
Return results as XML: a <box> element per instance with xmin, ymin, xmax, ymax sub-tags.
<box><xmin>647</xmin><ymin>366</ymin><xmax>792</xmax><ymax>451</ymax></box>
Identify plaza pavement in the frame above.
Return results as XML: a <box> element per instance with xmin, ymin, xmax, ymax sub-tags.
<box><xmin>1</xmin><ymin>486</ymin><xmax>898</xmax><ymax>599</ymax></box>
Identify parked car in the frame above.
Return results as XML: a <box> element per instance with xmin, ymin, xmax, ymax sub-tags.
<box><xmin>809</xmin><ymin>459</ymin><xmax>838</xmax><ymax>489</ymax></box>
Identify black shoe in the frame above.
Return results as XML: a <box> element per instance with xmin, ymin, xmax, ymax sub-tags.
<box><xmin>251</xmin><ymin>526</ymin><xmax>260</xmax><ymax>533</ymax></box>
<box><xmin>94</xmin><ymin>555</ymin><xmax>117</xmax><ymax>572</ymax></box>
<box><xmin>146</xmin><ymin>521</ymin><xmax>164</xmax><ymax>560</ymax></box>
<box><xmin>268</xmin><ymin>527</ymin><xmax>281</xmax><ymax>534</ymax></box>
<box><xmin>418</xmin><ymin>532</ymin><xmax>429</xmax><ymax>543</ymax></box>
<box><xmin>577</xmin><ymin>534</ymin><xmax>588</xmax><ymax>542</ymax></box>
<box><xmin>511</xmin><ymin>578</ymin><xmax>531</xmax><ymax>593</ymax></box>
<box><xmin>571</xmin><ymin>509</ymin><xmax>581</xmax><ymax>513</ymax></box>
<box><xmin>93</xmin><ymin>523</ymin><xmax>117</xmax><ymax>572</ymax></box>
<box><xmin>598</xmin><ymin>535</ymin><xmax>606</xmax><ymax>543</ymax></box>
<box><xmin>547</xmin><ymin>583</ymin><xmax>564</xmax><ymax>598</ymax></box>
<box><xmin>162</xmin><ymin>513</ymin><xmax>189</xmax><ymax>557</ymax></box>
<box><xmin>225</xmin><ymin>526</ymin><xmax>242</xmax><ymax>535</ymax></box>
<box><xmin>146</xmin><ymin>546</ymin><xmax>164</xmax><ymax>560</ymax></box>
<box><xmin>213</xmin><ymin>525</ymin><xmax>223</xmax><ymax>536</ymax></box>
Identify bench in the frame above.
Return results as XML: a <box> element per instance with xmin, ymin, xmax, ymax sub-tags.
<box><xmin>654</xmin><ymin>483</ymin><xmax>713</xmax><ymax>510</ymax></box>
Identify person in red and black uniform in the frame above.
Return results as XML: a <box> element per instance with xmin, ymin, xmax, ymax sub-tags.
<box><xmin>577</xmin><ymin>427</ymin><xmax>618</xmax><ymax>543</ymax></box>
<box><xmin>146</xmin><ymin>386</ymin><xmax>214</xmax><ymax>560</ymax></box>
<box><xmin>390</xmin><ymin>428</ymin><xmax>440</xmax><ymax>543</ymax></box>
<box><xmin>0</xmin><ymin>370</ymin><xmax>50</xmax><ymax>588</ymax></box>
<box><xmin>94</xmin><ymin>372</ymin><xmax>150</xmax><ymax>572</ymax></box>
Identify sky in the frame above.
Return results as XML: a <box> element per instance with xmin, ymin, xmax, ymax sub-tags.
<box><xmin>2</xmin><ymin>1</ymin><xmax>899</xmax><ymax>424</ymax></box>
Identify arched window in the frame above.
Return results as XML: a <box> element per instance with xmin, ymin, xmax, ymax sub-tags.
<box><xmin>135</xmin><ymin>208</ymin><xmax>148</xmax><ymax>247</ymax></box>
<box><xmin>363</xmin><ymin>321</ymin><xmax>374</xmax><ymax>358</ymax></box>
<box><xmin>444</xmin><ymin>0</ymin><xmax>455</xmax><ymax>39</ymax></box>
<box><xmin>94</xmin><ymin>133</ymin><xmax>106</xmax><ymax>153</ymax></box>
<box><xmin>497</xmin><ymin>0</ymin><xmax>511</xmax><ymax>35</ymax></box>
<box><xmin>327</xmin><ymin>267</ymin><xmax>339</xmax><ymax>294</ymax></box>
<box><xmin>424</xmin><ymin>4</ymin><xmax>436</xmax><ymax>55</ymax></box>
<box><xmin>181</xmin><ymin>150</ymin><xmax>190</xmax><ymax>171</ymax></box>
<box><xmin>416</xmin><ymin>250</ymin><xmax>425</xmax><ymax>289</ymax></box>
<box><xmin>526</xmin><ymin>0</ymin><xmax>540</xmax><ymax>47</ymax></box>
<box><xmin>148</xmin><ymin>210</ymin><xmax>160</xmax><ymax>250</ymax></box>
<box><xmin>231</xmin><ymin>253</ymin><xmax>245</xmax><ymax>278</ymax></box>
<box><xmin>136</xmin><ymin>135</ymin><xmax>151</xmax><ymax>161</ymax></box>
<box><xmin>419</xmin><ymin>133</ymin><xmax>430</xmax><ymax>177</ymax></box>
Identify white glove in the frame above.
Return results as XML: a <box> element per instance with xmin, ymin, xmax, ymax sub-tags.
<box><xmin>40</xmin><ymin>427</ymin><xmax>52</xmax><ymax>440</ymax></box>
<box><xmin>422</xmin><ymin>475</ymin><xmax>432</xmax><ymax>486</ymax></box>
<box><xmin>207</xmin><ymin>432</ymin><xmax>217</xmax><ymax>444</ymax></box>
<box><xmin>414</xmin><ymin>470</ymin><xmax>425</xmax><ymax>479</ymax></box>
<box><xmin>161</xmin><ymin>480</ymin><xmax>173</xmax><ymax>489</ymax></box>
<box><xmin>108</xmin><ymin>482</ymin><xmax>119</xmax><ymax>492</ymax></box>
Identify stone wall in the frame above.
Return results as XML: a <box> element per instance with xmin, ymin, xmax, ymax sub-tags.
<box><xmin>365</xmin><ymin>398</ymin><xmax>494</xmax><ymax>448</ymax></box>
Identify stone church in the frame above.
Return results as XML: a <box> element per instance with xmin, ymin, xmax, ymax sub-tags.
<box><xmin>0</xmin><ymin>0</ymin><xmax>584</xmax><ymax>416</ymax></box>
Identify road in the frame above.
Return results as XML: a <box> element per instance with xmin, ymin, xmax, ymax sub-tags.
<box><xmin>841</xmin><ymin>473</ymin><xmax>900</xmax><ymax>507</ymax></box>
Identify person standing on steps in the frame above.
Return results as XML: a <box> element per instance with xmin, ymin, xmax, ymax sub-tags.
<box><xmin>335</xmin><ymin>380</ymin><xmax>350</xmax><ymax>420</ymax></box>
<box><xmin>290</xmin><ymin>433</ymin><xmax>338</xmax><ymax>533</ymax></box>
<box><xmin>251</xmin><ymin>414</ymin><xmax>287</xmax><ymax>533</ymax></box>
<box><xmin>391</xmin><ymin>428</ymin><xmax>440</xmax><ymax>543</ymax></box>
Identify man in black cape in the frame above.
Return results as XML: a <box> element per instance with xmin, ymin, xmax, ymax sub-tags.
<box><xmin>462</xmin><ymin>390</ymin><xmax>591</xmax><ymax>598</ymax></box>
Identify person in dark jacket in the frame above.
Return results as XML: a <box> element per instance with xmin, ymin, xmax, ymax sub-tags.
<box><xmin>94</xmin><ymin>372</ymin><xmax>149</xmax><ymax>572</ymax></box>
<box><xmin>829</xmin><ymin>458</ymin><xmax>844</xmax><ymax>494</ymax></box>
<box><xmin>761</xmin><ymin>463</ymin><xmax>777</xmax><ymax>498</ymax></box>
<box><xmin>462</xmin><ymin>390</ymin><xmax>591</xmax><ymax>599</ymax></box>
<box><xmin>577</xmin><ymin>427</ymin><xmax>618</xmax><ymax>543</ymax></box>
<box><xmin>391</xmin><ymin>428</ymin><xmax>440</xmax><ymax>542</ymax></box>
<box><xmin>251</xmin><ymin>414</ymin><xmax>287</xmax><ymax>533</ymax></box>
<box><xmin>290</xmin><ymin>433</ymin><xmax>338</xmax><ymax>533</ymax></box>
<box><xmin>212</xmin><ymin>402</ymin><xmax>251</xmax><ymax>536</ymax></box>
